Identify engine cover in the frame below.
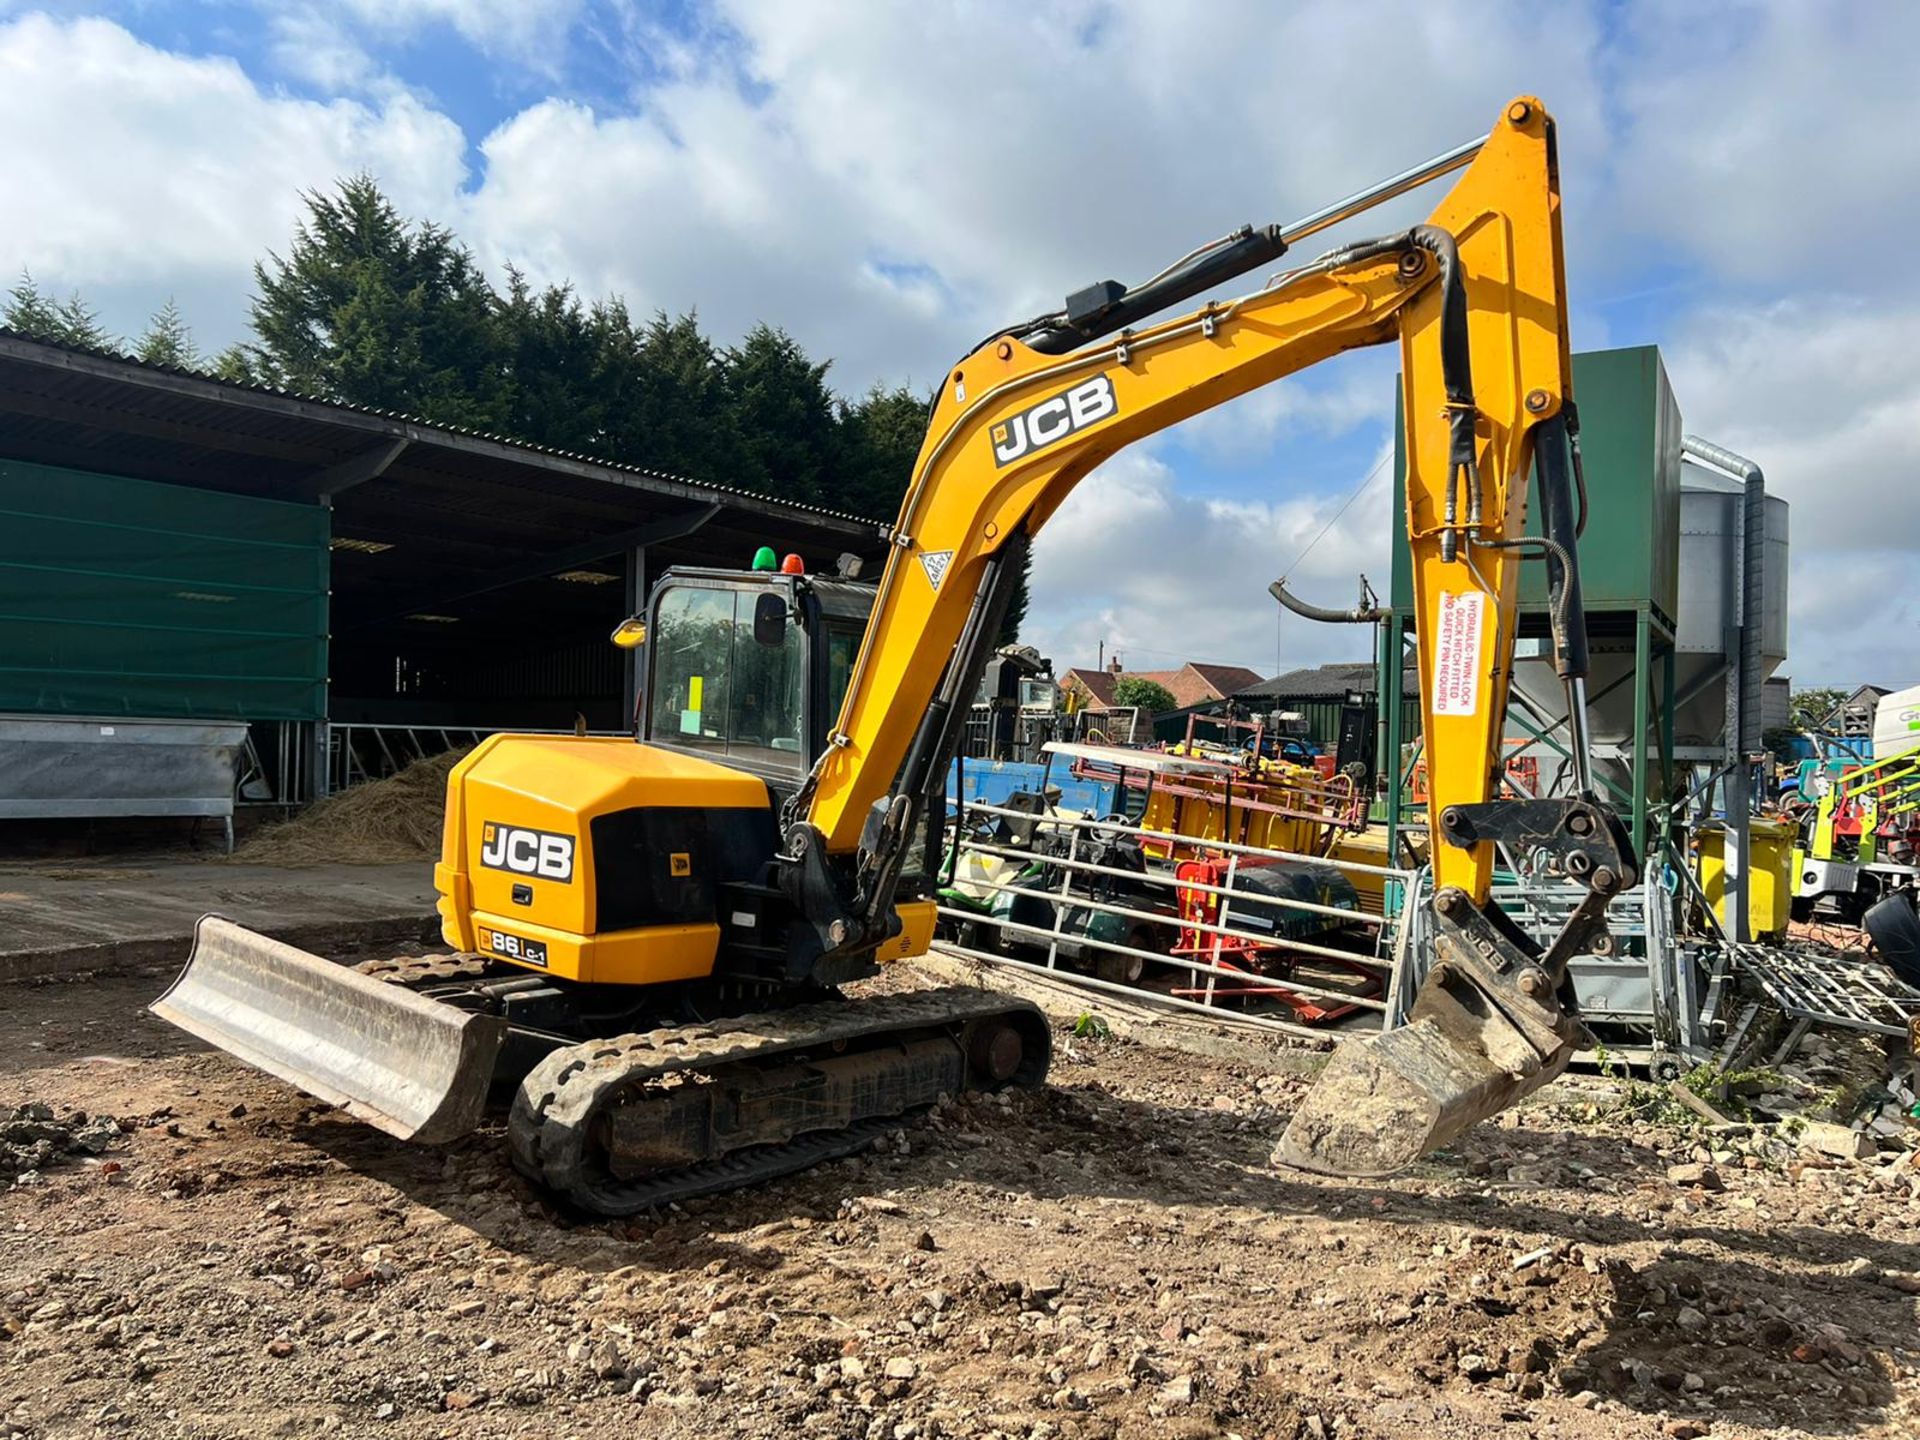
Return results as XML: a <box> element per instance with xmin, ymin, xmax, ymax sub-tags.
<box><xmin>435</xmin><ymin>736</ymin><xmax>776</xmax><ymax>985</ymax></box>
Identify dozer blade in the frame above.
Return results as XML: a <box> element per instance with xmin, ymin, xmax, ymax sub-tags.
<box><xmin>152</xmin><ymin>914</ymin><xmax>507</xmax><ymax>1145</ymax></box>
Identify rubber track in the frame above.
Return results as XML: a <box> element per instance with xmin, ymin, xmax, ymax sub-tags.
<box><xmin>507</xmin><ymin>986</ymin><xmax>1047</xmax><ymax>1216</ymax></box>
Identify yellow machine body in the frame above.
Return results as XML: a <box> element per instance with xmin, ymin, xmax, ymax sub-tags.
<box><xmin>1326</xmin><ymin>826</ymin><xmax>1430</xmax><ymax>917</ymax></box>
<box><xmin>810</xmin><ymin>98</ymin><xmax>1569</xmax><ymax>917</ymax></box>
<box><xmin>436</xmin><ymin>734</ymin><xmax>769</xmax><ymax>985</ymax></box>
<box><xmin>1135</xmin><ymin>758</ymin><xmax>1336</xmax><ymax>857</ymax></box>
<box><xmin>433</xmin><ymin>733</ymin><xmax>939</xmax><ymax>986</ymax></box>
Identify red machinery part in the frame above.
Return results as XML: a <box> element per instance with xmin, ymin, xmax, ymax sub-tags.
<box><xmin>1169</xmin><ymin>857</ymin><xmax>1380</xmax><ymax>1024</ymax></box>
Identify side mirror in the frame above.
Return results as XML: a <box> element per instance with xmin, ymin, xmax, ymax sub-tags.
<box><xmin>752</xmin><ymin>591</ymin><xmax>789</xmax><ymax>647</ymax></box>
<box><xmin>610</xmin><ymin>617</ymin><xmax>647</xmax><ymax>649</ymax></box>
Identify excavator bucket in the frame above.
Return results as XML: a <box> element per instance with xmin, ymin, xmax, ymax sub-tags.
<box><xmin>1271</xmin><ymin>1014</ymin><xmax>1576</xmax><ymax>1177</ymax></box>
<box><xmin>152</xmin><ymin>915</ymin><xmax>507</xmax><ymax>1145</ymax></box>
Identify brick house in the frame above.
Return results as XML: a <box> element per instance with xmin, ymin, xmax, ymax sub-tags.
<box><xmin>1058</xmin><ymin>659</ymin><xmax>1265</xmax><ymax>716</ymax></box>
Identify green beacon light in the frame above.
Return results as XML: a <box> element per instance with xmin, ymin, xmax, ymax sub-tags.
<box><xmin>751</xmin><ymin>546</ymin><xmax>778</xmax><ymax>572</ymax></box>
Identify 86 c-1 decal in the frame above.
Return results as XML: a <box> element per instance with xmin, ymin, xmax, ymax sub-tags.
<box><xmin>478</xmin><ymin>926</ymin><xmax>548</xmax><ymax>967</ymax></box>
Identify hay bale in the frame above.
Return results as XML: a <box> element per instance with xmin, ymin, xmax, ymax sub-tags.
<box><xmin>239</xmin><ymin>749</ymin><xmax>467</xmax><ymax>866</ymax></box>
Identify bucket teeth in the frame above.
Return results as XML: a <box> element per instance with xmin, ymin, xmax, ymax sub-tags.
<box><xmin>151</xmin><ymin>914</ymin><xmax>506</xmax><ymax>1144</ymax></box>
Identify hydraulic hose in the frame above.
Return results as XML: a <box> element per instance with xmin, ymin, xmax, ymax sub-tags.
<box><xmin>1410</xmin><ymin>225</ymin><xmax>1478</xmax><ymax>556</ymax></box>
<box><xmin>1316</xmin><ymin>225</ymin><xmax>1476</xmax><ymax>559</ymax></box>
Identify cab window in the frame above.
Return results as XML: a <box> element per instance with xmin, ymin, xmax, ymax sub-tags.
<box><xmin>648</xmin><ymin>585</ymin><xmax>805</xmax><ymax>773</ymax></box>
<box><xmin>823</xmin><ymin>623</ymin><xmax>862</xmax><ymax>734</ymax></box>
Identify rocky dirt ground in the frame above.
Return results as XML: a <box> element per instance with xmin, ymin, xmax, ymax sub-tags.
<box><xmin>2</xmin><ymin>964</ymin><xmax>1917</xmax><ymax>1440</ymax></box>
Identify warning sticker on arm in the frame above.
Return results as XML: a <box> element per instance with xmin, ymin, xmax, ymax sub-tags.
<box><xmin>1432</xmin><ymin>589</ymin><xmax>1486</xmax><ymax>717</ymax></box>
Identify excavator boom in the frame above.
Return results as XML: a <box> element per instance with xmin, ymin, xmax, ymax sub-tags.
<box><xmin>782</xmin><ymin>95</ymin><xmax>1635</xmax><ymax>1174</ymax></box>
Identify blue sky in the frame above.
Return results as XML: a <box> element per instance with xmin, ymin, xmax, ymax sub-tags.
<box><xmin>3</xmin><ymin>2</ymin><xmax>1918</xmax><ymax>684</ymax></box>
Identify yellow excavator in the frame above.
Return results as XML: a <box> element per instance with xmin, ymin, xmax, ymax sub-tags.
<box><xmin>155</xmin><ymin>96</ymin><xmax>1635</xmax><ymax>1213</ymax></box>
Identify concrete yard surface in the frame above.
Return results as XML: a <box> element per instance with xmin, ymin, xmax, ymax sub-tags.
<box><xmin>0</xmin><ymin>858</ymin><xmax>438</xmax><ymax>983</ymax></box>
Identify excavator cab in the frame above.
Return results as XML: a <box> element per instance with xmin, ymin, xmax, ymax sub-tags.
<box><xmin>634</xmin><ymin>567</ymin><xmax>875</xmax><ymax>793</ymax></box>
<box><xmin>631</xmin><ymin>567</ymin><xmax>943</xmax><ymax>898</ymax></box>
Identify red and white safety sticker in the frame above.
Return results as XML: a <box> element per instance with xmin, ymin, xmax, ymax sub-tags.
<box><xmin>1432</xmin><ymin>589</ymin><xmax>1486</xmax><ymax>717</ymax></box>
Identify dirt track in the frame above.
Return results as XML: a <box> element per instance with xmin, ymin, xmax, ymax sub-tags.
<box><xmin>3</xmin><ymin>967</ymin><xmax>1917</xmax><ymax>1439</ymax></box>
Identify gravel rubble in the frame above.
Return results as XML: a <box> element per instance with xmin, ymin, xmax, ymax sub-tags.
<box><xmin>1</xmin><ymin>968</ymin><xmax>1916</xmax><ymax>1438</ymax></box>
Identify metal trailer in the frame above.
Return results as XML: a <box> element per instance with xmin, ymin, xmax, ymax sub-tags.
<box><xmin>1735</xmin><ymin>943</ymin><xmax>1920</xmax><ymax>1062</ymax></box>
<box><xmin>0</xmin><ymin>714</ymin><xmax>250</xmax><ymax>851</ymax></box>
<box><xmin>937</xmin><ymin>780</ymin><xmax>1417</xmax><ymax>1043</ymax></box>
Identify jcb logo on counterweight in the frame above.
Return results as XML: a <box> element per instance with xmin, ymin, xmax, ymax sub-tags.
<box><xmin>480</xmin><ymin>822</ymin><xmax>575</xmax><ymax>883</ymax></box>
<box><xmin>990</xmin><ymin>374</ymin><xmax>1117</xmax><ymax>467</ymax></box>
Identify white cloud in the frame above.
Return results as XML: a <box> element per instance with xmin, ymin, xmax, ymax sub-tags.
<box><xmin>344</xmin><ymin>0</ymin><xmax>579</xmax><ymax>46</ymax></box>
<box><xmin>458</xmin><ymin>90</ymin><xmax>966</xmax><ymax>391</ymax></box>
<box><xmin>1782</xmin><ymin>551</ymin><xmax>1920</xmax><ymax>689</ymax></box>
<box><xmin>1173</xmin><ymin>352</ymin><xmax>1396</xmax><ymax>466</ymax></box>
<box><xmin>1022</xmin><ymin>443</ymin><xmax>1395</xmax><ymax>680</ymax></box>
<box><xmin>1665</xmin><ymin>298</ymin><xmax>1920</xmax><ymax>556</ymax></box>
<box><xmin>1607</xmin><ymin>4</ymin><xmax>1920</xmax><ymax>287</ymax></box>
<box><xmin>0</xmin><ymin>14</ymin><xmax>468</xmax><ymax>342</ymax></box>
<box><xmin>1664</xmin><ymin>296</ymin><xmax>1920</xmax><ymax>690</ymax></box>
<box><xmin>262</xmin><ymin>7</ymin><xmax>380</xmax><ymax>92</ymax></box>
<box><xmin>280</xmin><ymin>0</ymin><xmax>585</xmax><ymax>74</ymax></box>
<box><xmin>0</xmin><ymin>4</ymin><xmax>1638</xmax><ymax>384</ymax></box>
<box><xmin>689</xmin><ymin>0</ymin><xmax>1609</xmax><ymax>373</ymax></box>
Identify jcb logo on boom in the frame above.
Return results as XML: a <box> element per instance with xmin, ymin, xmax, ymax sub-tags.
<box><xmin>479</xmin><ymin>823</ymin><xmax>575</xmax><ymax>883</ymax></box>
<box><xmin>990</xmin><ymin>374</ymin><xmax>1117</xmax><ymax>467</ymax></box>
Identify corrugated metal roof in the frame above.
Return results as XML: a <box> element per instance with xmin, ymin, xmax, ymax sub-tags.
<box><xmin>0</xmin><ymin>328</ymin><xmax>882</xmax><ymax>532</ymax></box>
<box><xmin>1236</xmin><ymin>661</ymin><xmax>1417</xmax><ymax>699</ymax></box>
